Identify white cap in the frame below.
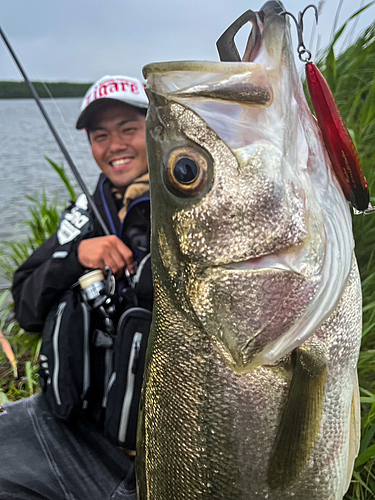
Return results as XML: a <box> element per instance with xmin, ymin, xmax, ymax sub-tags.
<box><xmin>76</xmin><ymin>75</ymin><xmax>148</xmax><ymax>129</ymax></box>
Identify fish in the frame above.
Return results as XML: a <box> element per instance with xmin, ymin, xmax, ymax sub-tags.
<box><xmin>136</xmin><ymin>1</ymin><xmax>362</xmax><ymax>498</ymax></box>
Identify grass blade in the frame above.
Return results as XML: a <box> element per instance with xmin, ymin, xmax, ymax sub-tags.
<box><xmin>45</xmin><ymin>157</ymin><xmax>77</xmax><ymax>202</ymax></box>
<box><xmin>0</xmin><ymin>390</ymin><xmax>9</xmax><ymax>405</ymax></box>
<box><xmin>0</xmin><ymin>330</ymin><xmax>17</xmax><ymax>378</ymax></box>
<box><xmin>355</xmin><ymin>445</ymin><xmax>375</xmax><ymax>468</ymax></box>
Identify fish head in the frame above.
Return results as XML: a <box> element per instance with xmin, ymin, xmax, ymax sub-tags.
<box><xmin>143</xmin><ymin>2</ymin><xmax>354</xmax><ymax>372</ymax></box>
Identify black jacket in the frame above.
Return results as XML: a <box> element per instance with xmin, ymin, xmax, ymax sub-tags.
<box><xmin>12</xmin><ymin>174</ymin><xmax>152</xmax><ymax>332</ymax></box>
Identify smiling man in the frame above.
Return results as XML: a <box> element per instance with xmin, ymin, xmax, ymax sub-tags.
<box><xmin>0</xmin><ymin>76</ymin><xmax>152</xmax><ymax>500</ymax></box>
<box><xmin>76</xmin><ymin>76</ymin><xmax>149</xmax><ymax>277</ymax></box>
<box><xmin>88</xmin><ymin>100</ymin><xmax>148</xmax><ymax>189</ymax></box>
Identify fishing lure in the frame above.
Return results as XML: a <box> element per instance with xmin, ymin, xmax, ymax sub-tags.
<box><xmin>216</xmin><ymin>3</ymin><xmax>373</xmax><ymax>214</ymax></box>
<box><xmin>283</xmin><ymin>5</ymin><xmax>372</xmax><ymax>214</ymax></box>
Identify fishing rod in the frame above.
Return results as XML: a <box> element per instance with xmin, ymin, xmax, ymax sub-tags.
<box><xmin>0</xmin><ymin>26</ymin><xmax>110</xmax><ymax>236</ymax></box>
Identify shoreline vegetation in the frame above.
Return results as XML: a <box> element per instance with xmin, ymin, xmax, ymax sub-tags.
<box><xmin>0</xmin><ymin>81</ymin><xmax>92</xmax><ymax>99</ymax></box>
<box><xmin>1</xmin><ymin>9</ymin><xmax>375</xmax><ymax>499</ymax></box>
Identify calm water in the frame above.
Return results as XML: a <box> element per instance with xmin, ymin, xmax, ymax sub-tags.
<box><xmin>0</xmin><ymin>98</ymin><xmax>101</xmax><ymax>286</ymax></box>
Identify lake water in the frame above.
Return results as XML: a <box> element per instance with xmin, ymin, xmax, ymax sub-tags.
<box><xmin>0</xmin><ymin>98</ymin><xmax>101</xmax><ymax>287</ymax></box>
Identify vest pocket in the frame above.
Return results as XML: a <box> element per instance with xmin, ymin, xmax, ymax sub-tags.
<box><xmin>39</xmin><ymin>289</ymin><xmax>91</xmax><ymax>421</ymax></box>
<box><xmin>103</xmin><ymin>307</ymin><xmax>152</xmax><ymax>449</ymax></box>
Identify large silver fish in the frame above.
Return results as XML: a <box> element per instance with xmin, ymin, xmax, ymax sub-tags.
<box><xmin>137</xmin><ymin>2</ymin><xmax>362</xmax><ymax>498</ymax></box>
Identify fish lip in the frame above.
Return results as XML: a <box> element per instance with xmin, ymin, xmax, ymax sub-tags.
<box><xmin>220</xmin><ymin>256</ymin><xmax>293</xmax><ymax>273</ymax></box>
<box><xmin>213</xmin><ymin>247</ymin><xmax>310</xmax><ymax>275</ymax></box>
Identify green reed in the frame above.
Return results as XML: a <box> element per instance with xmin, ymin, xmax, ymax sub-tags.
<box><xmin>0</xmin><ymin>157</ymin><xmax>76</xmax><ymax>403</ymax></box>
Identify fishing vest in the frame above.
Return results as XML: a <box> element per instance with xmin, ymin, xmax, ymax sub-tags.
<box><xmin>39</xmin><ymin>186</ymin><xmax>152</xmax><ymax>450</ymax></box>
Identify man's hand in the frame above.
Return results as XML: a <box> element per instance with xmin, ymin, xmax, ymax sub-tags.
<box><xmin>78</xmin><ymin>236</ymin><xmax>135</xmax><ymax>277</ymax></box>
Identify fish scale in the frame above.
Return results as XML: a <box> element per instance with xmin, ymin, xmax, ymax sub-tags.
<box><xmin>137</xmin><ymin>2</ymin><xmax>362</xmax><ymax>498</ymax></box>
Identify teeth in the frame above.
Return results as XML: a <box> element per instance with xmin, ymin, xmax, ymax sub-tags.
<box><xmin>111</xmin><ymin>158</ymin><xmax>132</xmax><ymax>167</ymax></box>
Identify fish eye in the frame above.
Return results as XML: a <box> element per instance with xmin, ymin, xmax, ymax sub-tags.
<box><xmin>165</xmin><ymin>147</ymin><xmax>209</xmax><ymax>197</ymax></box>
<box><xmin>173</xmin><ymin>158</ymin><xmax>198</xmax><ymax>184</ymax></box>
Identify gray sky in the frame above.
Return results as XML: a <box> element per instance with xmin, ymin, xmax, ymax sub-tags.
<box><xmin>1</xmin><ymin>0</ymin><xmax>374</xmax><ymax>83</ymax></box>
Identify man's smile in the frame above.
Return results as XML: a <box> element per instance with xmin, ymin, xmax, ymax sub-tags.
<box><xmin>109</xmin><ymin>157</ymin><xmax>135</xmax><ymax>170</ymax></box>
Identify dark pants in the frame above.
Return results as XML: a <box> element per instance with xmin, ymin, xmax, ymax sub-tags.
<box><xmin>0</xmin><ymin>394</ymin><xmax>137</xmax><ymax>500</ymax></box>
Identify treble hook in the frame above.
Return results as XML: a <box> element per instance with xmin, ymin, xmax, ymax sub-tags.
<box><xmin>281</xmin><ymin>4</ymin><xmax>318</xmax><ymax>62</ymax></box>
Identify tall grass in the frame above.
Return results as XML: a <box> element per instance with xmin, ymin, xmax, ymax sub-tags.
<box><xmin>0</xmin><ymin>158</ymin><xmax>76</xmax><ymax>403</ymax></box>
<box><xmin>310</xmin><ymin>6</ymin><xmax>375</xmax><ymax>498</ymax></box>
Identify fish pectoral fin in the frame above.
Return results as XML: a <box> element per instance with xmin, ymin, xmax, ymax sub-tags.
<box><xmin>344</xmin><ymin>371</ymin><xmax>361</xmax><ymax>493</ymax></box>
<box><xmin>267</xmin><ymin>346</ymin><xmax>327</xmax><ymax>491</ymax></box>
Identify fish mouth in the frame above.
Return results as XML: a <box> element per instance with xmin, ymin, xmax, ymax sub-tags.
<box><xmin>224</xmin><ymin>253</ymin><xmax>300</xmax><ymax>273</ymax></box>
<box><xmin>187</xmin><ymin>252</ymin><xmax>321</xmax><ymax>373</ymax></box>
<box><xmin>218</xmin><ymin>236</ymin><xmax>323</xmax><ymax>278</ymax></box>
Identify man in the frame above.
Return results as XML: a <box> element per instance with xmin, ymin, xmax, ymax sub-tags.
<box><xmin>0</xmin><ymin>75</ymin><xmax>151</xmax><ymax>500</ymax></box>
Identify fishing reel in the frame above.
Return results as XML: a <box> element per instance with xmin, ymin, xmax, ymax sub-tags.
<box><xmin>79</xmin><ymin>266</ymin><xmax>115</xmax><ymax>310</ymax></box>
<box><xmin>78</xmin><ymin>266</ymin><xmax>138</xmax><ymax>345</ymax></box>
<box><xmin>79</xmin><ymin>267</ymin><xmax>116</xmax><ymax>338</ymax></box>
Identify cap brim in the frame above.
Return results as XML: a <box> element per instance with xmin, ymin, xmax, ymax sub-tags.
<box><xmin>76</xmin><ymin>97</ymin><xmax>148</xmax><ymax>130</ymax></box>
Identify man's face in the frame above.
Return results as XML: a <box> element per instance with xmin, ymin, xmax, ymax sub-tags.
<box><xmin>88</xmin><ymin>101</ymin><xmax>148</xmax><ymax>193</ymax></box>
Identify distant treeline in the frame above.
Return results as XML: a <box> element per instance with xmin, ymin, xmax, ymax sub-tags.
<box><xmin>0</xmin><ymin>81</ymin><xmax>93</xmax><ymax>99</ymax></box>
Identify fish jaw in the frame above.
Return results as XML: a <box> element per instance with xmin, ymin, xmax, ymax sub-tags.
<box><xmin>186</xmin><ymin>266</ymin><xmax>321</xmax><ymax>372</ymax></box>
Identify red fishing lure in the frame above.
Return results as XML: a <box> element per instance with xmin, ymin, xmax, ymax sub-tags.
<box><xmin>284</xmin><ymin>5</ymin><xmax>370</xmax><ymax>212</ymax></box>
<box><xmin>306</xmin><ymin>61</ymin><xmax>369</xmax><ymax>211</ymax></box>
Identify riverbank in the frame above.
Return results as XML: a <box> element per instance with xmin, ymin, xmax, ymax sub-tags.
<box><xmin>0</xmin><ymin>81</ymin><xmax>92</xmax><ymax>99</ymax></box>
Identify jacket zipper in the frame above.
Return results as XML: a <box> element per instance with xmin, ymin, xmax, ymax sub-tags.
<box><xmin>52</xmin><ymin>301</ymin><xmax>67</xmax><ymax>406</ymax></box>
<box><xmin>132</xmin><ymin>253</ymin><xmax>150</xmax><ymax>286</ymax></box>
<box><xmin>102</xmin><ymin>372</ymin><xmax>116</xmax><ymax>409</ymax></box>
<box><xmin>81</xmin><ymin>303</ymin><xmax>90</xmax><ymax>409</ymax></box>
<box><xmin>102</xmin><ymin>349</ymin><xmax>113</xmax><ymax>408</ymax></box>
<box><xmin>118</xmin><ymin>331</ymin><xmax>142</xmax><ymax>444</ymax></box>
